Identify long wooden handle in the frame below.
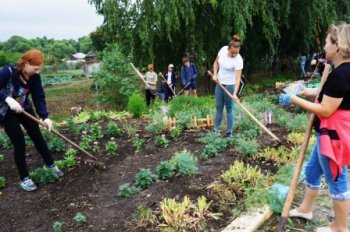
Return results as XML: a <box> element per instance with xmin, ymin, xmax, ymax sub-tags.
<box><xmin>129</xmin><ymin>62</ymin><xmax>151</xmax><ymax>88</ymax></box>
<box><xmin>208</xmin><ymin>71</ymin><xmax>281</xmax><ymax>142</ymax></box>
<box><xmin>278</xmin><ymin>64</ymin><xmax>330</xmax><ymax>231</ymax></box>
<box><xmin>176</xmin><ymin>82</ymin><xmax>191</xmax><ymax>96</ymax></box>
<box><xmin>21</xmin><ymin>111</ymin><xmax>99</xmax><ymax>161</ymax></box>
<box><xmin>159</xmin><ymin>73</ymin><xmax>176</xmax><ymax>96</ymax></box>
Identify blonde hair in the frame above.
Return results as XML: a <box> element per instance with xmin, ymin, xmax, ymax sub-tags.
<box><xmin>337</xmin><ymin>23</ymin><xmax>350</xmax><ymax>58</ymax></box>
<box><xmin>228</xmin><ymin>34</ymin><xmax>241</xmax><ymax>48</ymax></box>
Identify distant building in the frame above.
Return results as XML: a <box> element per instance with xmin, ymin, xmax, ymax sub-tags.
<box><xmin>83</xmin><ymin>51</ymin><xmax>101</xmax><ymax>77</ymax></box>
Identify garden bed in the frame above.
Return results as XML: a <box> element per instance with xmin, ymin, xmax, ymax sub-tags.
<box><xmin>0</xmin><ymin>114</ymin><xmax>286</xmax><ymax>232</ymax></box>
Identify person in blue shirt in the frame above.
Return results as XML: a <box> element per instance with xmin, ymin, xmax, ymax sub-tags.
<box><xmin>180</xmin><ymin>56</ymin><xmax>198</xmax><ymax>96</ymax></box>
<box><xmin>0</xmin><ymin>49</ymin><xmax>63</xmax><ymax>191</ymax></box>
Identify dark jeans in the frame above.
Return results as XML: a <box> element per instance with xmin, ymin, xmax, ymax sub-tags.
<box><xmin>3</xmin><ymin>109</ymin><xmax>54</xmax><ymax>180</ymax></box>
<box><xmin>145</xmin><ymin>89</ymin><xmax>156</xmax><ymax>106</ymax></box>
<box><xmin>163</xmin><ymin>83</ymin><xmax>175</xmax><ymax>102</ymax></box>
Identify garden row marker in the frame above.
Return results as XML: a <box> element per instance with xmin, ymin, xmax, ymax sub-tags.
<box><xmin>21</xmin><ymin>111</ymin><xmax>105</xmax><ymax>167</ymax></box>
<box><xmin>159</xmin><ymin>72</ymin><xmax>176</xmax><ymax>96</ymax></box>
<box><xmin>129</xmin><ymin>62</ymin><xmax>151</xmax><ymax>88</ymax></box>
<box><xmin>277</xmin><ymin>64</ymin><xmax>330</xmax><ymax>232</ymax></box>
<box><xmin>207</xmin><ymin>71</ymin><xmax>281</xmax><ymax>142</ymax></box>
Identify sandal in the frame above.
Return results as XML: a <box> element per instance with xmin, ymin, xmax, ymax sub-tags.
<box><xmin>289</xmin><ymin>208</ymin><xmax>313</xmax><ymax>220</ymax></box>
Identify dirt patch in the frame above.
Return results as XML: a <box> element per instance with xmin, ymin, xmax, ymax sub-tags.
<box><xmin>0</xmin><ymin>119</ymin><xmax>286</xmax><ymax>232</ymax></box>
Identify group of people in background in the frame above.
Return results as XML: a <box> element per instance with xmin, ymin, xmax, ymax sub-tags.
<box><xmin>143</xmin><ymin>56</ymin><xmax>198</xmax><ymax>106</ymax></box>
<box><xmin>300</xmin><ymin>51</ymin><xmax>327</xmax><ymax>79</ymax></box>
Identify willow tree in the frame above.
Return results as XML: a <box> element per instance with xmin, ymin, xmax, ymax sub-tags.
<box><xmin>88</xmin><ymin>0</ymin><xmax>350</xmax><ymax>75</ymax></box>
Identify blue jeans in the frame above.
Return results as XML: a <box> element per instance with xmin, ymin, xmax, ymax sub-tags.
<box><xmin>305</xmin><ymin>133</ymin><xmax>350</xmax><ymax>200</ymax></box>
<box><xmin>214</xmin><ymin>84</ymin><xmax>235</xmax><ymax>133</ymax></box>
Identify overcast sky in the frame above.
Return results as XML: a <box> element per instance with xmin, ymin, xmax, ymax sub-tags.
<box><xmin>0</xmin><ymin>0</ymin><xmax>104</xmax><ymax>41</ymax></box>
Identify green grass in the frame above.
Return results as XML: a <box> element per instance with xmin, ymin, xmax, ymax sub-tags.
<box><xmin>45</xmin><ymin>79</ymin><xmax>98</xmax><ymax>121</ymax></box>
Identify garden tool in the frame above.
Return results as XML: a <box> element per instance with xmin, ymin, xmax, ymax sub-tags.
<box><xmin>277</xmin><ymin>64</ymin><xmax>330</xmax><ymax>232</ymax></box>
<box><xmin>176</xmin><ymin>81</ymin><xmax>192</xmax><ymax>96</ymax></box>
<box><xmin>159</xmin><ymin>72</ymin><xmax>176</xmax><ymax>96</ymax></box>
<box><xmin>207</xmin><ymin>71</ymin><xmax>281</xmax><ymax>142</ymax></box>
<box><xmin>21</xmin><ymin>111</ymin><xmax>105</xmax><ymax>167</ymax></box>
<box><xmin>129</xmin><ymin>62</ymin><xmax>152</xmax><ymax>89</ymax></box>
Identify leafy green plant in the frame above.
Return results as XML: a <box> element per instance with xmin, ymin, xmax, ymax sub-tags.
<box><xmin>79</xmin><ymin>135</ymin><xmax>93</xmax><ymax>150</ymax></box>
<box><xmin>0</xmin><ymin>176</ymin><xmax>5</xmax><ymax>189</ymax></box>
<box><xmin>171</xmin><ymin>150</ymin><xmax>198</xmax><ymax>176</ymax></box>
<box><xmin>117</xmin><ymin>183</ymin><xmax>141</xmax><ymax>198</ymax></box>
<box><xmin>53</xmin><ymin>221</ymin><xmax>63</xmax><ymax>232</ymax></box>
<box><xmin>0</xmin><ymin>154</ymin><xmax>4</xmax><ymax>162</ymax></box>
<box><xmin>199</xmin><ymin>133</ymin><xmax>234</xmax><ymax>160</ymax></box>
<box><xmin>65</xmin><ymin>148</ymin><xmax>78</xmax><ymax>157</ymax></box>
<box><xmin>155</xmin><ymin>134</ymin><xmax>169</xmax><ymax>148</ymax></box>
<box><xmin>105</xmin><ymin>141</ymin><xmax>117</xmax><ymax>156</ymax></box>
<box><xmin>66</xmin><ymin>117</ymin><xmax>79</xmax><ymax>135</ymax></box>
<box><xmin>48</xmin><ymin>136</ymin><xmax>65</xmax><ymax>152</ymax></box>
<box><xmin>92</xmin><ymin>141</ymin><xmax>101</xmax><ymax>153</ymax></box>
<box><xmin>0</xmin><ymin>132</ymin><xmax>13</xmax><ymax>149</ymax></box>
<box><xmin>134</xmin><ymin>168</ymin><xmax>157</xmax><ymax>189</ymax></box>
<box><xmin>29</xmin><ymin>167</ymin><xmax>59</xmax><ymax>186</ymax></box>
<box><xmin>127</xmin><ymin>93</ymin><xmax>147</xmax><ymax>118</ymax></box>
<box><xmin>156</xmin><ymin>161</ymin><xmax>175</xmax><ymax>180</ymax></box>
<box><xmin>146</xmin><ymin>112</ymin><xmax>164</xmax><ymax>134</ymax></box>
<box><xmin>235</xmin><ymin>138</ymin><xmax>260</xmax><ymax>156</ymax></box>
<box><xmin>55</xmin><ymin>154</ymin><xmax>77</xmax><ymax>169</ymax></box>
<box><xmin>106</xmin><ymin>122</ymin><xmax>121</xmax><ymax>137</ymax></box>
<box><xmin>132</xmin><ymin>137</ymin><xmax>144</xmax><ymax>152</ymax></box>
<box><xmin>74</xmin><ymin>212</ymin><xmax>87</xmax><ymax>226</ymax></box>
<box><xmin>89</xmin><ymin>123</ymin><xmax>103</xmax><ymax>141</ymax></box>
<box><xmin>77</xmin><ymin>122</ymin><xmax>89</xmax><ymax>133</ymax></box>
<box><xmin>169</xmin><ymin>127</ymin><xmax>182</xmax><ymax>140</ymax></box>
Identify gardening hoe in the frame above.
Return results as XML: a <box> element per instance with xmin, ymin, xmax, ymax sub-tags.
<box><xmin>21</xmin><ymin>111</ymin><xmax>105</xmax><ymax>167</ymax></box>
<box><xmin>277</xmin><ymin>64</ymin><xmax>330</xmax><ymax>232</ymax></box>
<box><xmin>129</xmin><ymin>62</ymin><xmax>152</xmax><ymax>89</ymax></box>
<box><xmin>176</xmin><ymin>81</ymin><xmax>192</xmax><ymax>96</ymax></box>
<box><xmin>159</xmin><ymin>72</ymin><xmax>176</xmax><ymax>96</ymax></box>
<box><xmin>207</xmin><ymin>71</ymin><xmax>281</xmax><ymax>142</ymax></box>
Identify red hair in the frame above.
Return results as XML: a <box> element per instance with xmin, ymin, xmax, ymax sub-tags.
<box><xmin>16</xmin><ymin>49</ymin><xmax>45</xmax><ymax>71</ymax></box>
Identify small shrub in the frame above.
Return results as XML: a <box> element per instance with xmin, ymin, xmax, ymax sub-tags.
<box><xmin>0</xmin><ymin>176</ymin><xmax>6</xmax><ymax>188</ymax></box>
<box><xmin>29</xmin><ymin>167</ymin><xmax>59</xmax><ymax>186</ymax></box>
<box><xmin>156</xmin><ymin>161</ymin><xmax>175</xmax><ymax>180</ymax></box>
<box><xmin>53</xmin><ymin>221</ymin><xmax>63</xmax><ymax>232</ymax></box>
<box><xmin>135</xmin><ymin>168</ymin><xmax>157</xmax><ymax>189</ymax></box>
<box><xmin>74</xmin><ymin>212</ymin><xmax>87</xmax><ymax>226</ymax></box>
<box><xmin>127</xmin><ymin>93</ymin><xmax>147</xmax><ymax>118</ymax></box>
<box><xmin>117</xmin><ymin>183</ymin><xmax>141</xmax><ymax>198</ymax></box>
<box><xmin>171</xmin><ymin>150</ymin><xmax>198</xmax><ymax>176</ymax></box>
<box><xmin>106</xmin><ymin>122</ymin><xmax>121</xmax><ymax>137</ymax></box>
<box><xmin>235</xmin><ymin>138</ymin><xmax>260</xmax><ymax>156</ymax></box>
<box><xmin>155</xmin><ymin>134</ymin><xmax>169</xmax><ymax>148</ymax></box>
